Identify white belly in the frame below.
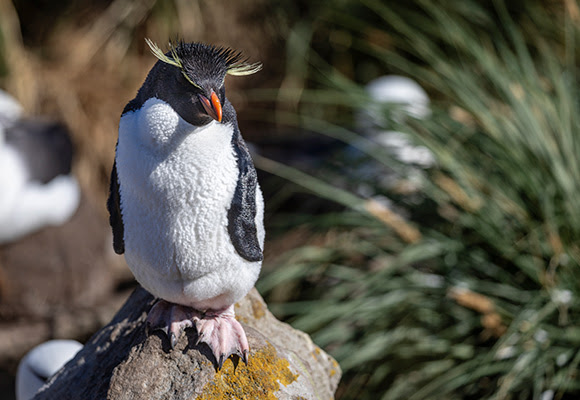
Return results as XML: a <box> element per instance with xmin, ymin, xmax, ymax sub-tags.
<box><xmin>116</xmin><ymin>98</ymin><xmax>262</xmax><ymax>310</ymax></box>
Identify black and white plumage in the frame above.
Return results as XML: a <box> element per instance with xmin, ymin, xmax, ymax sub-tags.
<box><xmin>0</xmin><ymin>90</ymin><xmax>80</xmax><ymax>244</ymax></box>
<box><xmin>107</xmin><ymin>40</ymin><xmax>264</xmax><ymax>368</ymax></box>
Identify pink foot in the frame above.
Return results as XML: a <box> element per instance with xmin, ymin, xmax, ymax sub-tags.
<box><xmin>193</xmin><ymin>305</ymin><xmax>249</xmax><ymax>369</ymax></box>
<box><xmin>146</xmin><ymin>300</ymin><xmax>249</xmax><ymax>370</ymax></box>
<box><xmin>146</xmin><ymin>300</ymin><xmax>195</xmax><ymax>349</ymax></box>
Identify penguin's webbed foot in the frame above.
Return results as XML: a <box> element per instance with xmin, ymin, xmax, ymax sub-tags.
<box><xmin>146</xmin><ymin>300</ymin><xmax>195</xmax><ymax>349</ymax></box>
<box><xmin>193</xmin><ymin>305</ymin><xmax>249</xmax><ymax>370</ymax></box>
<box><xmin>146</xmin><ymin>301</ymin><xmax>249</xmax><ymax>370</ymax></box>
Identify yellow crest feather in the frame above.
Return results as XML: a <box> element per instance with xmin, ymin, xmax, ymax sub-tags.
<box><xmin>227</xmin><ymin>61</ymin><xmax>263</xmax><ymax>76</ymax></box>
<box><xmin>145</xmin><ymin>38</ymin><xmax>201</xmax><ymax>89</ymax></box>
<box><xmin>145</xmin><ymin>38</ymin><xmax>181</xmax><ymax>68</ymax></box>
<box><xmin>145</xmin><ymin>39</ymin><xmax>261</xmax><ymax>84</ymax></box>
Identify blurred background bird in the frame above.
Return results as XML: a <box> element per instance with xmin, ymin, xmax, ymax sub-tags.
<box><xmin>0</xmin><ymin>90</ymin><xmax>80</xmax><ymax>244</ymax></box>
<box><xmin>15</xmin><ymin>340</ymin><xmax>83</xmax><ymax>400</ymax></box>
<box><xmin>357</xmin><ymin>75</ymin><xmax>434</xmax><ymax>168</ymax></box>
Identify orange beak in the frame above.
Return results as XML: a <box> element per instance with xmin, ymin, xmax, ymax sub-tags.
<box><xmin>198</xmin><ymin>90</ymin><xmax>222</xmax><ymax>122</ymax></box>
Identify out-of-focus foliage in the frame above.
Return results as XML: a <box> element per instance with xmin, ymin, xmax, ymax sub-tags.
<box><xmin>257</xmin><ymin>1</ymin><xmax>580</xmax><ymax>399</ymax></box>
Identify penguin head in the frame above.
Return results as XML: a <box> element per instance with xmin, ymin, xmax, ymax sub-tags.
<box><xmin>140</xmin><ymin>40</ymin><xmax>261</xmax><ymax>127</ymax></box>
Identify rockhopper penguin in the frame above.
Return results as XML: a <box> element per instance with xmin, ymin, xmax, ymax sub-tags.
<box><xmin>107</xmin><ymin>39</ymin><xmax>264</xmax><ymax>369</ymax></box>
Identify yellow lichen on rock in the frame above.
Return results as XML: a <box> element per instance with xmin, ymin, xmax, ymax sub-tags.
<box><xmin>329</xmin><ymin>359</ymin><xmax>340</xmax><ymax>377</ymax></box>
<box><xmin>197</xmin><ymin>343</ymin><xmax>299</xmax><ymax>400</ymax></box>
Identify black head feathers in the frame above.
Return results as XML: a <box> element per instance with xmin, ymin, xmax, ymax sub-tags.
<box><xmin>145</xmin><ymin>39</ymin><xmax>262</xmax><ymax>89</ymax></box>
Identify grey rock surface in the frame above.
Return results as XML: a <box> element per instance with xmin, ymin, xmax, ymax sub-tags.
<box><xmin>34</xmin><ymin>287</ymin><xmax>341</xmax><ymax>399</ymax></box>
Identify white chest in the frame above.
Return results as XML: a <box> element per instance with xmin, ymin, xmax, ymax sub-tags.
<box><xmin>118</xmin><ymin>98</ymin><xmax>237</xmax><ymax>202</ymax></box>
<box><xmin>116</xmin><ymin>99</ymin><xmax>240</xmax><ymax>282</ymax></box>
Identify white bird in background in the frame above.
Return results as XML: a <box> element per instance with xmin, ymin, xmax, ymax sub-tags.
<box><xmin>0</xmin><ymin>90</ymin><xmax>80</xmax><ymax>244</ymax></box>
<box><xmin>357</xmin><ymin>75</ymin><xmax>435</xmax><ymax>169</ymax></box>
<box><xmin>348</xmin><ymin>75</ymin><xmax>436</xmax><ymax>203</ymax></box>
<box><xmin>16</xmin><ymin>339</ymin><xmax>83</xmax><ymax>400</ymax></box>
<box><xmin>0</xmin><ymin>90</ymin><xmax>22</xmax><ymax>127</ymax></box>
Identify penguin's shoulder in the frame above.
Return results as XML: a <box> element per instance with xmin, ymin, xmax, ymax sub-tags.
<box><xmin>122</xmin><ymin>98</ymin><xmax>142</xmax><ymax>115</ymax></box>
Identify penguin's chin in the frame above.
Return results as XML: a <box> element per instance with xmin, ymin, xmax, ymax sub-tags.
<box><xmin>180</xmin><ymin>113</ymin><xmax>214</xmax><ymax>128</ymax></box>
<box><xmin>198</xmin><ymin>116</ymin><xmax>216</xmax><ymax>126</ymax></box>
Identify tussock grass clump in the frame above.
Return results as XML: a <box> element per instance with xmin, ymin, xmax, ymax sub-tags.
<box><xmin>258</xmin><ymin>1</ymin><xmax>580</xmax><ymax>399</ymax></box>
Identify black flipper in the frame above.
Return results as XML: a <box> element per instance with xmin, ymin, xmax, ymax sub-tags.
<box><xmin>227</xmin><ymin>126</ymin><xmax>263</xmax><ymax>262</ymax></box>
<box><xmin>107</xmin><ymin>158</ymin><xmax>125</xmax><ymax>254</ymax></box>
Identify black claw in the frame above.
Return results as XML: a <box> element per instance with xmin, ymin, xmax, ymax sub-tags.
<box><xmin>146</xmin><ymin>322</ymin><xmax>168</xmax><ymax>337</ymax></box>
<box><xmin>158</xmin><ymin>325</ymin><xmax>169</xmax><ymax>336</ymax></box>
<box><xmin>170</xmin><ymin>332</ymin><xmax>178</xmax><ymax>349</ymax></box>
<box><xmin>218</xmin><ymin>353</ymin><xmax>226</xmax><ymax>370</ymax></box>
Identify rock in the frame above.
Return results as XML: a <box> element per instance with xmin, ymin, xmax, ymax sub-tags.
<box><xmin>35</xmin><ymin>287</ymin><xmax>341</xmax><ymax>399</ymax></box>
